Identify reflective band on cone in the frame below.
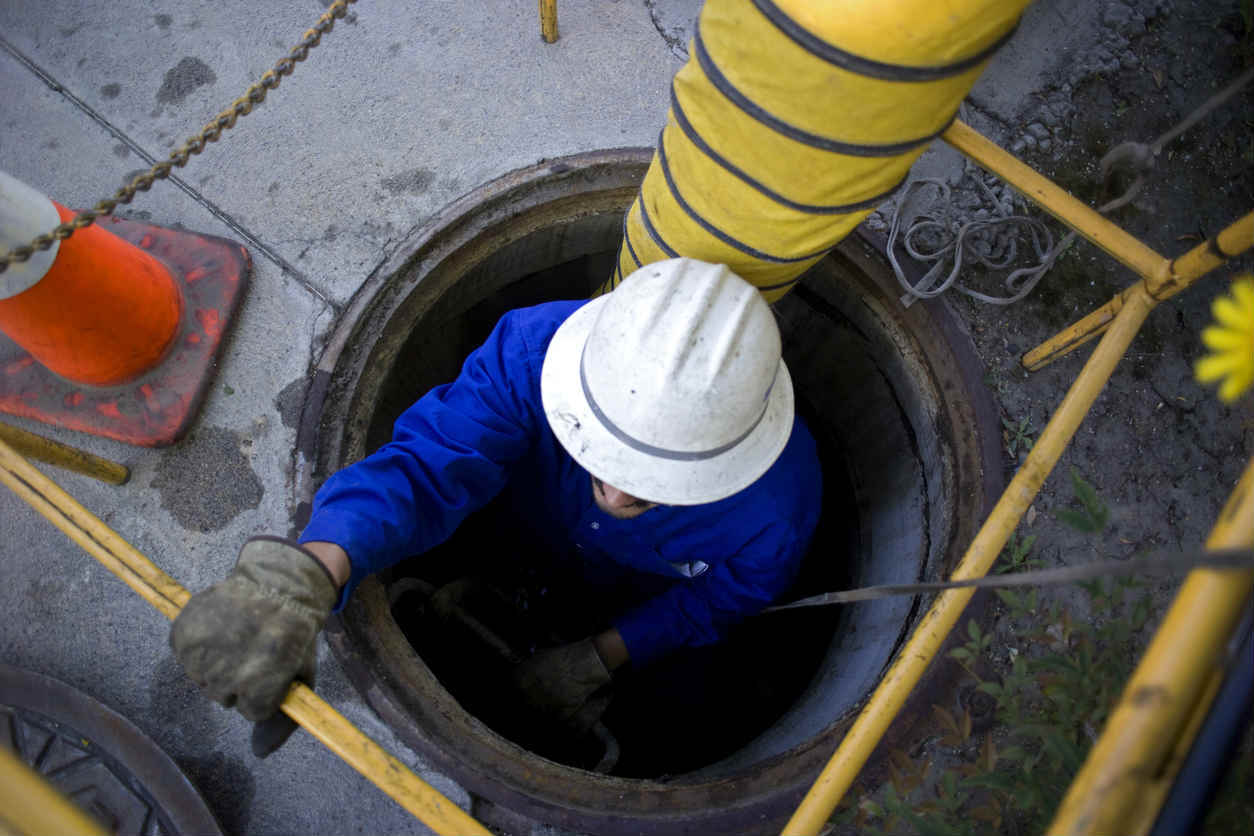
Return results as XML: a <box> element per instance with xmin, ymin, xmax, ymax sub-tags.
<box><xmin>0</xmin><ymin>189</ymin><xmax>182</xmax><ymax>386</ymax></box>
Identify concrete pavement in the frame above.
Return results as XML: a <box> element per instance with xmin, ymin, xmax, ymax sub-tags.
<box><xmin>1</xmin><ymin>2</ymin><xmax>674</xmax><ymax>833</ymax></box>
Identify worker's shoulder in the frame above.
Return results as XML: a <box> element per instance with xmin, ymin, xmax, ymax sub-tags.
<box><xmin>773</xmin><ymin>413</ymin><xmax>821</xmax><ymax>487</ymax></box>
<box><xmin>489</xmin><ymin>298</ymin><xmax>590</xmax><ymax>369</ymax></box>
<box><xmin>499</xmin><ymin>298</ymin><xmax>588</xmax><ymax>339</ymax></box>
<box><xmin>739</xmin><ymin>413</ymin><xmax>822</xmax><ymax>520</ymax></box>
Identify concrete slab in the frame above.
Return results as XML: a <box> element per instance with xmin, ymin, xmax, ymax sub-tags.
<box><xmin>0</xmin><ymin>0</ymin><xmax>678</xmax><ymax>305</ymax></box>
<box><xmin>0</xmin><ymin>36</ymin><xmax>452</xmax><ymax>835</ymax></box>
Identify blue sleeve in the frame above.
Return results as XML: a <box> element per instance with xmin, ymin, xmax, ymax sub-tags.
<box><xmin>299</xmin><ymin>308</ymin><xmax>550</xmax><ymax>609</ymax></box>
<box><xmin>611</xmin><ymin>522</ymin><xmax>807</xmax><ymax>667</ymax></box>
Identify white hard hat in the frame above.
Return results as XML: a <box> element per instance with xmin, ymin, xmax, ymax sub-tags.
<box><xmin>541</xmin><ymin>258</ymin><xmax>794</xmax><ymax>505</ymax></box>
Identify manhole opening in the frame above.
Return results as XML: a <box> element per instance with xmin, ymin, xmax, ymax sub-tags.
<box><xmin>310</xmin><ymin>150</ymin><xmax>998</xmax><ymax>834</ymax></box>
<box><xmin>372</xmin><ymin>248</ymin><xmax>861</xmax><ymax>778</ymax></box>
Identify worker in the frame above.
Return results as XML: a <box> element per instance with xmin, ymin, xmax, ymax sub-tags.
<box><xmin>171</xmin><ymin>258</ymin><xmax>822</xmax><ymax>755</ymax></box>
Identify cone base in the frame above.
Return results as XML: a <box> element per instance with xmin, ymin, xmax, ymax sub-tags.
<box><xmin>0</xmin><ymin>215</ymin><xmax>251</xmax><ymax>447</ymax></box>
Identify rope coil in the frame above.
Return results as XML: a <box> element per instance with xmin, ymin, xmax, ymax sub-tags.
<box><xmin>889</xmin><ymin>67</ymin><xmax>1254</xmax><ymax>309</ymax></box>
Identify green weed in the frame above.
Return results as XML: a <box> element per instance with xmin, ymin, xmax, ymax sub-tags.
<box><xmin>834</xmin><ymin>573</ymin><xmax>1157</xmax><ymax>835</ymax></box>
<box><xmin>1055</xmin><ymin>466</ymin><xmax>1109</xmax><ymax>533</ymax></box>
<box><xmin>1001</xmin><ymin>415</ymin><xmax>1035</xmax><ymax>460</ymax></box>
<box><xmin>831</xmin><ymin>471</ymin><xmax>1252</xmax><ymax>836</ymax></box>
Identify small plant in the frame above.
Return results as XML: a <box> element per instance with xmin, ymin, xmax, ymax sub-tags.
<box><xmin>946</xmin><ymin>619</ymin><xmax>992</xmax><ymax>682</ymax></box>
<box><xmin>996</xmin><ymin>532</ymin><xmax>1039</xmax><ymax>574</ymax></box>
<box><xmin>991</xmin><ymin>533</ymin><xmax>1042</xmax><ymax>621</ymax></box>
<box><xmin>833</xmin><ymin>573</ymin><xmax>1164</xmax><ymax>834</ymax></box>
<box><xmin>1001</xmin><ymin>415</ymin><xmax>1035</xmax><ymax>459</ymax></box>
<box><xmin>1055</xmin><ymin>466</ymin><xmax>1109</xmax><ymax>533</ymax></box>
<box><xmin>829</xmin><ymin>469</ymin><xmax>1252</xmax><ymax>835</ymax></box>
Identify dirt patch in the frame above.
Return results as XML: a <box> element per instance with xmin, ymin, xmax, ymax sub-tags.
<box><xmin>152</xmin><ymin>425</ymin><xmax>264</xmax><ymax>532</ymax></box>
<box><xmin>155</xmin><ymin>56</ymin><xmax>216</xmax><ymax>106</ymax></box>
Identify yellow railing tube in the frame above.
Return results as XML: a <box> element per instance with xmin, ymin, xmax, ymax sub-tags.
<box><xmin>942</xmin><ymin>120</ymin><xmax>1171</xmax><ymax>283</ymax></box>
<box><xmin>0</xmin><ymin>437</ymin><xmax>492</xmax><ymax>836</ymax></box>
<box><xmin>0</xmin><ymin>421</ymin><xmax>129</xmax><ymax>485</ymax></box>
<box><xmin>1048</xmin><ymin>458</ymin><xmax>1254</xmax><ymax>836</ymax></box>
<box><xmin>0</xmin><ymin>745</ymin><xmax>110</xmax><ymax>836</ymax></box>
<box><xmin>1154</xmin><ymin>210</ymin><xmax>1254</xmax><ymax>298</ymax></box>
<box><xmin>782</xmin><ymin>283</ymin><xmax>1158</xmax><ymax>835</ymax></box>
<box><xmin>1023</xmin><ymin>211</ymin><xmax>1254</xmax><ymax>371</ymax></box>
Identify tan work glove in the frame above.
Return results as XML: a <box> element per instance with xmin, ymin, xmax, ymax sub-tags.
<box><xmin>170</xmin><ymin>536</ymin><xmax>338</xmax><ymax>757</ymax></box>
<box><xmin>511</xmin><ymin>638</ymin><xmax>613</xmax><ymax>732</ymax></box>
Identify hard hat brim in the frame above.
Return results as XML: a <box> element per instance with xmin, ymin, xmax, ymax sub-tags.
<box><xmin>541</xmin><ymin>297</ymin><xmax>795</xmax><ymax>506</ymax></box>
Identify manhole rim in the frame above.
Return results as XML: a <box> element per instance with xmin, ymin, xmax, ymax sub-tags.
<box><xmin>296</xmin><ymin>148</ymin><xmax>1004</xmax><ymax>834</ymax></box>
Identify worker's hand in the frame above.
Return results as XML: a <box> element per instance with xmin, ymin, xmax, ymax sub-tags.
<box><xmin>512</xmin><ymin>637</ymin><xmax>613</xmax><ymax>732</ymax></box>
<box><xmin>170</xmin><ymin>536</ymin><xmax>339</xmax><ymax>757</ymax></box>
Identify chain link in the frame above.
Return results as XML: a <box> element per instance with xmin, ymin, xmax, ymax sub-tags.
<box><xmin>0</xmin><ymin>0</ymin><xmax>358</xmax><ymax>274</ymax></box>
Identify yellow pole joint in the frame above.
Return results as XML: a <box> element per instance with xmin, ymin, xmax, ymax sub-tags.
<box><xmin>1047</xmin><ymin>458</ymin><xmax>1254</xmax><ymax>836</ymax></box>
<box><xmin>1023</xmin><ymin>211</ymin><xmax>1254</xmax><ymax>370</ymax></box>
<box><xmin>1152</xmin><ymin>210</ymin><xmax>1254</xmax><ymax>299</ymax></box>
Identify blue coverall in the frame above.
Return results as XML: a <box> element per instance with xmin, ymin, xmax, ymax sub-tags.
<box><xmin>300</xmin><ymin>300</ymin><xmax>823</xmax><ymax>666</ymax></box>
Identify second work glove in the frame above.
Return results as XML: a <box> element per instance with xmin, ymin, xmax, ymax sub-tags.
<box><xmin>512</xmin><ymin>638</ymin><xmax>613</xmax><ymax>732</ymax></box>
<box><xmin>170</xmin><ymin>536</ymin><xmax>338</xmax><ymax>756</ymax></box>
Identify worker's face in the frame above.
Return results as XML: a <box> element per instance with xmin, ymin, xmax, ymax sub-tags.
<box><xmin>591</xmin><ymin>476</ymin><xmax>658</xmax><ymax>520</ymax></box>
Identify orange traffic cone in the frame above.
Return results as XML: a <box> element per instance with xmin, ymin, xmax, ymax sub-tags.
<box><xmin>0</xmin><ymin>171</ymin><xmax>251</xmax><ymax>446</ymax></box>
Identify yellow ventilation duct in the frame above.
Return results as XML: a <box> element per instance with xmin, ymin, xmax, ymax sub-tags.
<box><xmin>606</xmin><ymin>0</ymin><xmax>1031</xmax><ymax>301</ymax></box>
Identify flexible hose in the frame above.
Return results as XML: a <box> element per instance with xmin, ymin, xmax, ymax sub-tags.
<box><xmin>603</xmin><ymin>0</ymin><xmax>1031</xmax><ymax>301</ymax></box>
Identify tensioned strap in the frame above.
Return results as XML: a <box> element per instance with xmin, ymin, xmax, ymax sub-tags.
<box><xmin>763</xmin><ymin>548</ymin><xmax>1254</xmax><ymax>612</ymax></box>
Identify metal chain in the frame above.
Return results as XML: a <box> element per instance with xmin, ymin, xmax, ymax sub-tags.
<box><xmin>0</xmin><ymin>0</ymin><xmax>358</xmax><ymax>274</ymax></box>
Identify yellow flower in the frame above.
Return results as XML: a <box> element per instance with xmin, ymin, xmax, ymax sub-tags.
<box><xmin>1195</xmin><ymin>276</ymin><xmax>1254</xmax><ymax>403</ymax></box>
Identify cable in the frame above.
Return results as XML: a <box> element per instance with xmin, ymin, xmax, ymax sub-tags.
<box><xmin>763</xmin><ymin>547</ymin><xmax>1254</xmax><ymax>612</ymax></box>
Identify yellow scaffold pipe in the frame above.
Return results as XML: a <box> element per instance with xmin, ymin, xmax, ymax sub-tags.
<box><xmin>0</xmin><ymin>421</ymin><xmax>129</xmax><ymax>485</ymax></box>
<box><xmin>0</xmin><ymin>745</ymin><xmax>110</xmax><ymax>836</ymax></box>
<box><xmin>782</xmin><ymin>283</ymin><xmax>1159</xmax><ymax>835</ymax></box>
<box><xmin>1048</xmin><ymin>458</ymin><xmax>1254</xmax><ymax>836</ymax></box>
<box><xmin>539</xmin><ymin>0</ymin><xmax>558</xmax><ymax>43</ymax></box>
<box><xmin>0</xmin><ymin>437</ymin><xmax>491</xmax><ymax>836</ymax></box>
<box><xmin>941</xmin><ymin>119</ymin><xmax>1172</xmax><ymax>283</ymax></box>
<box><xmin>602</xmin><ymin>0</ymin><xmax>1030</xmax><ymax>302</ymax></box>
<box><xmin>1023</xmin><ymin>211</ymin><xmax>1254</xmax><ymax>371</ymax></box>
